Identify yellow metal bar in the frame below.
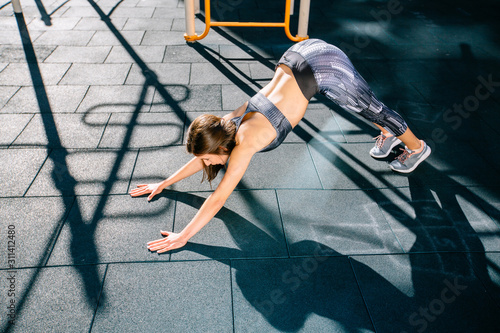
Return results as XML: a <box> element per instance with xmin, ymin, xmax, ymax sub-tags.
<box><xmin>184</xmin><ymin>0</ymin><xmax>308</xmax><ymax>42</ymax></box>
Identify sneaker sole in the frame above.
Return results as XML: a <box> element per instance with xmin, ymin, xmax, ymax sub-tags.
<box><xmin>370</xmin><ymin>138</ymin><xmax>402</xmax><ymax>159</ymax></box>
<box><xmin>390</xmin><ymin>146</ymin><xmax>432</xmax><ymax>173</ymax></box>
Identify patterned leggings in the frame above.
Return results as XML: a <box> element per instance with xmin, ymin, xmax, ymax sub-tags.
<box><xmin>285</xmin><ymin>39</ymin><xmax>408</xmax><ymax>136</ymax></box>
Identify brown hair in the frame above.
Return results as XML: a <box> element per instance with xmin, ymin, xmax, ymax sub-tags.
<box><xmin>186</xmin><ymin>114</ymin><xmax>237</xmax><ymax>183</ymax></box>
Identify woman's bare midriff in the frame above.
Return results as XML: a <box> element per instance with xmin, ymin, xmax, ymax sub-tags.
<box><xmin>259</xmin><ymin>64</ymin><xmax>309</xmax><ymax>127</ymax></box>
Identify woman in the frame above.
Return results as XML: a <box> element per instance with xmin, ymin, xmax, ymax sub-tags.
<box><xmin>130</xmin><ymin>39</ymin><xmax>431</xmax><ymax>253</ymax></box>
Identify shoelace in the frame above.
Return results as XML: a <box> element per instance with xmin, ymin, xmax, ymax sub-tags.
<box><xmin>396</xmin><ymin>147</ymin><xmax>414</xmax><ymax>163</ymax></box>
<box><xmin>373</xmin><ymin>134</ymin><xmax>387</xmax><ymax>148</ymax></box>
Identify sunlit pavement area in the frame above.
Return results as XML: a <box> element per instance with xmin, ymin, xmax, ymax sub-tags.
<box><xmin>1</xmin><ymin>0</ymin><xmax>500</xmax><ymax>331</ymax></box>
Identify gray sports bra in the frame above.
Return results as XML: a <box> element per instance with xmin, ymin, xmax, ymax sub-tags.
<box><xmin>230</xmin><ymin>92</ymin><xmax>292</xmax><ymax>152</ymax></box>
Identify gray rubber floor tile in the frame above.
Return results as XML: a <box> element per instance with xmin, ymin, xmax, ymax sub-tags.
<box><xmin>105</xmin><ymin>45</ymin><xmax>166</xmax><ymax>63</ymax></box>
<box><xmin>231</xmin><ymin>257</ymin><xmax>375</xmax><ymax>332</ymax></box>
<box><xmin>91</xmin><ymin>261</ymin><xmax>232</xmax><ymax>332</ymax></box>
<box><xmin>163</xmin><ymin>44</ymin><xmax>218</xmax><ymax>63</ymax></box>
<box><xmin>87</xmin><ymin>30</ymin><xmax>145</xmax><ymax>46</ymax></box>
<box><xmin>47</xmin><ymin>194</ymin><xmax>175</xmax><ymax>265</ymax></box>
<box><xmin>0</xmin><ymin>148</ymin><xmax>46</xmax><ymax>197</ymax></box>
<box><xmin>125</xmin><ymin>63</ymin><xmax>190</xmax><ymax>85</ymax></box>
<box><xmin>221</xmin><ymin>84</ymin><xmax>260</xmax><ymax>111</ymax></box>
<box><xmin>351</xmin><ymin>253</ymin><xmax>500</xmax><ymax>333</ymax></box>
<box><xmin>0</xmin><ymin>45</ymin><xmax>55</xmax><ymax>63</ymax></box>
<box><xmin>152</xmin><ymin>6</ymin><xmax>187</xmax><ymax>19</ymax></box>
<box><xmin>376</xmin><ymin>186</ymin><xmax>500</xmax><ymax>252</ymax></box>
<box><xmin>278</xmin><ymin>189</ymin><xmax>403</xmax><ymax>256</ymax></box>
<box><xmin>0</xmin><ymin>114</ymin><xmax>32</xmax><ymax>145</ymax></box>
<box><xmin>467</xmin><ymin>252</ymin><xmax>500</xmax><ymax>307</ymax></box>
<box><xmin>136</xmin><ymin>0</ymin><xmax>178</xmax><ymax>7</ymax></box>
<box><xmin>58</xmin><ymin>63</ymin><xmax>131</xmax><ymax>85</ymax></box>
<box><xmin>170</xmin><ymin>190</ymin><xmax>288</xmax><ymax>260</ymax></box>
<box><xmin>1</xmin><ymin>85</ymin><xmax>88</xmax><ymax>113</ymax></box>
<box><xmin>288</xmin><ymin>108</ymin><xmax>346</xmax><ymax>143</ymax></box>
<box><xmin>109</xmin><ymin>6</ymin><xmax>155</xmax><ymax>18</ymax></box>
<box><xmin>0</xmin><ymin>63</ymin><xmax>70</xmax><ymax>86</ymax></box>
<box><xmin>122</xmin><ymin>17</ymin><xmax>173</xmax><ymax>30</ymax></box>
<box><xmin>73</xmin><ymin>17</ymin><xmax>128</xmax><ymax>30</ymax></box>
<box><xmin>26</xmin><ymin>148</ymin><xmax>137</xmax><ymax>196</ymax></box>
<box><xmin>13</xmin><ymin>113</ymin><xmax>109</xmax><ymax>148</ymax></box>
<box><xmin>76</xmin><ymin>85</ymin><xmax>154</xmax><ymax>113</ymax></box>
<box><xmin>98</xmin><ymin>112</ymin><xmax>185</xmax><ymax>148</ymax></box>
<box><xmin>0</xmin><ymin>265</ymin><xmax>105</xmax><ymax>333</ymax></box>
<box><xmin>152</xmin><ymin>85</ymin><xmax>221</xmax><ymax>112</ymax></box>
<box><xmin>239</xmin><ymin>143</ymin><xmax>322</xmax><ymax>189</ymax></box>
<box><xmin>61</xmin><ymin>6</ymin><xmax>110</xmax><ymax>18</ymax></box>
<box><xmin>308</xmin><ymin>141</ymin><xmax>422</xmax><ymax>190</ymax></box>
<box><xmin>44</xmin><ymin>46</ymin><xmax>111</xmax><ymax>63</ymax></box>
<box><xmin>27</xmin><ymin>17</ymin><xmax>80</xmax><ymax>31</ymax></box>
<box><xmin>0</xmin><ymin>86</ymin><xmax>19</xmax><ymax>109</ymax></box>
<box><xmin>190</xmin><ymin>61</ymin><xmax>252</xmax><ymax>85</ymax></box>
<box><xmin>0</xmin><ymin>196</ymin><xmax>70</xmax><ymax>268</ymax></box>
<box><xmin>141</xmin><ymin>30</ymin><xmax>187</xmax><ymax>45</ymax></box>
<box><xmin>465</xmin><ymin>186</ymin><xmax>500</xmax><ymax>228</ymax></box>
<box><xmin>425</xmin><ymin>141</ymin><xmax>500</xmax><ymax>187</ymax></box>
<box><xmin>324</xmin><ymin>108</ymin><xmax>379</xmax><ymax>143</ymax></box>
<box><xmin>34</xmin><ymin>30</ymin><xmax>95</xmax><ymax>46</ymax></box>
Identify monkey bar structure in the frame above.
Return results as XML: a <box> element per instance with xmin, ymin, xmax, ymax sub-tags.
<box><xmin>184</xmin><ymin>0</ymin><xmax>310</xmax><ymax>42</ymax></box>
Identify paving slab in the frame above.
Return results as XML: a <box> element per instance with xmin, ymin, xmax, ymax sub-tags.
<box><xmin>376</xmin><ymin>186</ymin><xmax>500</xmax><ymax>253</ymax></box>
<box><xmin>0</xmin><ymin>86</ymin><xmax>19</xmax><ymax>109</ymax></box>
<box><xmin>0</xmin><ymin>45</ymin><xmax>55</xmax><ymax>63</ymax></box>
<box><xmin>140</xmin><ymin>30</ymin><xmax>188</xmax><ymax>45</ymax></box>
<box><xmin>190</xmin><ymin>61</ymin><xmax>252</xmax><ymax>85</ymax></box>
<box><xmin>73</xmin><ymin>17</ymin><xmax>128</xmax><ymax>30</ymax></box>
<box><xmin>122</xmin><ymin>17</ymin><xmax>173</xmax><ymax>30</ymax></box>
<box><xmin>26</xmin><ymin>16</ymin><xmax>80</xmax><ymax>31</ymax></box>
<box><xmin>47</xmin><ymin>194</ymin><xmax>175</xmax><ymax>265</ymax></box>
<box><xmin>278</xmin><ymin>189</ymin><xmax>403</xmax><ymax>256</ymax></box>
<box><xmin>0</xmin><ymin>196</ymin><xmax>70</xmax><ymax>269</ymax></box>
<box><xmin>44</xmin><ymin>46</ymin><xmax>112</xmax><ymax>63</ymax></box>
<box><xmin>0</xmin><ymin>63</ymin><xmax>70</xmax><ymax>86</ymax></box>
<box><xmin>13</xmin><ymin>113</ymin><xmax>109</xmax><ymax>148</ymax></box>
<box><xmin>26</xmin><ymin>148</ymin><xmax>138</xmax><ymax>196</ymax></box>
<box><xmin>163</xmin><ymin>44</ymin><xmax>219</xmax><ymax>63</ymax></box>
<box><xmin>105</xmin><ymin>45</ymin><xmax>166</xmax><ymax>63</ymax></box>
<box><xmin>98</xmin><ymin>112</ymin><xmax>185</xmax><ymax>148</ymax></box>
<box><xmin>152</xmin><ymin>85</ymin><xmax>222</xmax><ymax>112</ymax></box>
<box><xmin>0</xmin><ymin>265</ymin><xmax>105</xmax><ymax>333</ymax></box>
<box><xmin>34</xmin><ymin>30</ymin><xmax>96</xmax><ymax>46</ymax></box>
<box><xmin>0</xmin><ymin>148</ymin><xmax>47</xmax><ymax>197</ymax></box>
<box><xmin>467</xmin><ymin>252</ymin><xmax>500</xmax><ymax>307</ymax></box>
<box><xmin>91</xmin><ymin>261</ymin><xmax>232</xmax><ymax>332</ymax></box>
<box><xmin>0</xmin><ymin>114</ymin><xmax>33</xmax><ymax>146</ymax></box>
<box><xmin>351</xmin><ymin>253</ymin><xmax>500</xmax><ymax>333</ymax></box>
<box><xmin>125</xmin><ymin>63</ymin><xmax>190</xmax><ymax>85</ymax></box>
<box><xmin>231</xmin><ymin>256</ymin><xmax>375</xmax><ymax>332</ymax></box>
<box><xmin>308</xmin><ymin>141</ymin><xmax>429</xmax><ymax>190</ymax></box>
<box><xmin>87</xmin><ymin>30</ymin><xmax>145</xmax><ymax>46</ymax></box>
<box><xmin>58</xmin><ymin>63</ymin><xmax>131</xmax><ymax>85</ymax></box>
<box><xmin>170</xmin><ymin>190</ymin><xmax>288</xmax><ymax>260</ymax></box>
<box><xmin>76</xmin><ymin>85</ymin><xmax>154</xmax><ymax>113</ymax></box>
<box><xmin>1</xmin><ymin>85</ymin><xmax>89</xmax><ymax>113</ymax></box>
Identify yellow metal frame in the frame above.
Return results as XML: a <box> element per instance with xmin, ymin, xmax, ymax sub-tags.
<box><xmin>184</xmin><ymin>0</ymin><xmax>308</xmax><ymax>42</ymax></box>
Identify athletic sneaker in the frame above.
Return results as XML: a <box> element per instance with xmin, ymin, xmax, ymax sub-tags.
<box><xmin>390</xmin><ymin>140</ymin><xmax>431</xmax><ymax>173</ymax></box>
<box><xmin>370</xmin><ymin>133</ymin><xmax>402</xmax><ymax>158</ymax></box>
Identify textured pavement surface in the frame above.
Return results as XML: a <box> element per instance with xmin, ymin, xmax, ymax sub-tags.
<box><xmin>1</xmin><ymin>0</ymin><xmax>500</xmax><ymax>332</ymax></box>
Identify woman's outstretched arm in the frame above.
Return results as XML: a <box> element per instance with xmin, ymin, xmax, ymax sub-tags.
<box><xmin>147</xmin><ymin>145</ymin><xmax>255</xmax><ymax>253</ymax></box>
<box><xmin>129</xmin><ymin>156</ymin><xmax>205</xmax><ymax>201</ymax></box>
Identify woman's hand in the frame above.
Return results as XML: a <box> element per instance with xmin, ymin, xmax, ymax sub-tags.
<box><xmin>147</xmin><ymin>231</ymin><xmax>187</xmax><ymax>253</ymax></box>
<box><xmin>129</xmin><ymin>183</ymin><xmax>165</xmax><ymax>201</ymax></box>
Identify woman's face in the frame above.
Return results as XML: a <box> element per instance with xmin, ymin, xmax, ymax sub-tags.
<box><xmin>198</xmin><ymin>154</ymin><xmax>229</xmax><ymax>166</ymax></box>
